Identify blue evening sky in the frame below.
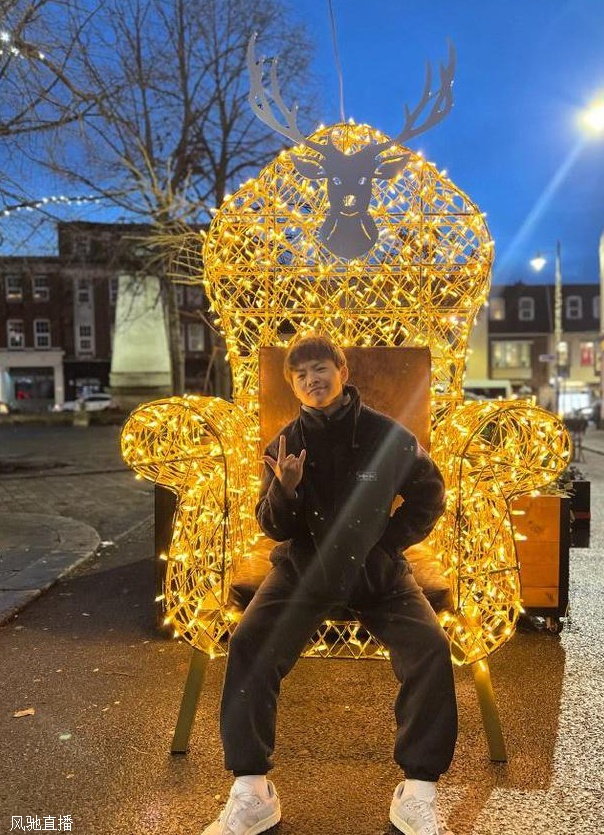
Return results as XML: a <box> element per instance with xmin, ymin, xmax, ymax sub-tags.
<box><xmin>289</xmin><ymin>0</ymin><xmax>604</xmax><ymax>285</ymax></box>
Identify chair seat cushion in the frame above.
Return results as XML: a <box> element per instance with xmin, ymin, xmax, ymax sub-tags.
<box><xmin>228</xmin><ymin>539</ymin><xmax>452</xmax><ymax>614</ymax></box>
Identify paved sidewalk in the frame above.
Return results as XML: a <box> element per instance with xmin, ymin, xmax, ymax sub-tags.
<box><xmin>0</xmin><ymin>513</ymin><xmax>100</xmax><ymax>625</ymax></box>
<box><xmin>578</xmin><ymin>423</ymin><xmax>604</xmax><ymax>456</ymax></box>
<box><xmin>0</xmin><ymin>424</ymin><xmax>154</xmax><ymax>625</ymax></box>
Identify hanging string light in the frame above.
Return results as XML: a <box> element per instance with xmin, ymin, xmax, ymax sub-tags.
<box><xmin>1</xmin><ymin>195</ymin><xmax>103</xmax><ymax>218</ymax></box>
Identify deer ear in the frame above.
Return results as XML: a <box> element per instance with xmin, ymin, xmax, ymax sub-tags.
<box><xmin>374</xmin><ymin>151</ymin><xmax>411</xmax><ymax>181</ymax></box>
<box><xmin>291</xmin><ymin>153</ymin><xmax>328</xmax><ymax>180</ymax></box>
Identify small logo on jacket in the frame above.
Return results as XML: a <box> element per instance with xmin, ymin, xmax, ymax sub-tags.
<box><xmin>356</xmin><ymin>470</ymin><xmax>378</xmax><ymax>482</ymax></box>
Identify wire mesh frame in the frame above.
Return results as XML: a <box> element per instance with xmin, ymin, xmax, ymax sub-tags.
<box><xmin>121</xmin><ymin>123</ymin><xmax>572</xmax><ymax>664</ymax></box>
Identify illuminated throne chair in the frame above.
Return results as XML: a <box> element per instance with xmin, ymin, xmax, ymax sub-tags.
<box><xmin>121</xmin><ymin>47</ymin><xmax>571</xmax><ymax>761</ymax></box>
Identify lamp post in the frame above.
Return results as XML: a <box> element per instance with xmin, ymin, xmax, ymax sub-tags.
<box><xmin>581</xmin><ymin>97</ymin><xmax>604</xmax><ymax>426</ymax></box>
<box><xmin>530</xmin><ymin>242</ymin><xmax>563</xmax><ymax>414</ymax></box>
<box><xmin>600</xmin><ymin>233</ymin><xmax>604</xmax><ymax>428</ymax></box>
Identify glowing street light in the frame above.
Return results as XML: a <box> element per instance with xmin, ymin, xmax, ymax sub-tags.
<box><xmin>529</xmin><ymin>253</ymin><xmax>547</xmax><ymax>272</ymax></box>
<box><xmin>581</xmin><ymin>98</ymin><xmax>604</xmax><ymax>136</ymax></box>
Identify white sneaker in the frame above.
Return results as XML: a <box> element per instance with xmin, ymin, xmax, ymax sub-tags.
<box><xmin>201</xmin><ymin>781</ymin><xmax>281</xmax><ymax>835</ymax></box>
<box><xmin>389</xmin><ymin>782</ymin><xmax>453</xmax><ymax>835</ymax></box>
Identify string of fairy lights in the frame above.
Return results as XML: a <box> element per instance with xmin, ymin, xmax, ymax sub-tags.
<box><xmin>0</xmin><ymin>28</ymin><xmax>45</xmax><ymax>60</ymax></box>
<box><xmin>1</xmin><ymin>195</ymin><xmax>102</xmax><ymax>218</ymax></box>
<box><xmin>121</xmin><ymin>121</ymin><xmax>571</xmax><ymax>666</ymax></box>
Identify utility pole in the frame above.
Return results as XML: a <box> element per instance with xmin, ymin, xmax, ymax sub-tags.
<box><xmin>599</xmin><ymin>232</ymin><xmax>604</xmax><ymax>428</ymax></box>
<box><xmin>554</xmin><ymin>241</ymin><xmax>563</xmax><ymax>415</ymax></box>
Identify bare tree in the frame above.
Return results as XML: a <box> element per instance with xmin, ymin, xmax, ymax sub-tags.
<box><xmin>0</xmin><ymin>0</ymin><xmax>99</xmax><ymax>138</ymax></box>
<box><xmin>17</xmin><ymin>0</ymin><xmax>316</xmax><ymax>393</ymax></box>
<box><xmin>0</xmin><ymin>0</ymin><xmax>110</xmax><ymax>255</ymax></box>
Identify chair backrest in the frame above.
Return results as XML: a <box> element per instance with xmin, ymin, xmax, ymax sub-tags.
<box><xmin>258</xmin><ymin>346</ymin><xmax>432</xmax><ymax>452</ymax></box>
<box><xmin>200</xmin><ymin>123</ymin><xmax>493</xmax><ymax>423</ymax></box>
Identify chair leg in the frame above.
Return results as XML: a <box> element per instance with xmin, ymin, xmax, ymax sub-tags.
<box><xmin>471</xmin><ymin>659</ymin><xmax>507</xmax><ymax>763</ymax></box>
<box><xmin>171</xmin><ymin>648</ymin><xmax>210</xmax><ymax>755</ymax></box>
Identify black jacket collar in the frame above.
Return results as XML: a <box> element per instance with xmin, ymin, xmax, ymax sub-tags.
<box><xmin>299</xmin><ymin>384</ymin><xmax>361</xmax><ymax>449</ymax></box>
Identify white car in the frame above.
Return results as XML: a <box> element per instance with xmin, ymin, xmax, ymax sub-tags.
<box><xmin>573</xmin><ymin>400</ymin><xmax>601</xmax><ymax>424</ymax></box>
<box><xmin>55</xmin><ymin>393</ymin><xmax>116</xmax><ymax>412</ymax></box>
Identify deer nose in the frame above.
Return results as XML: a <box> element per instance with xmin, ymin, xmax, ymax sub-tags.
<box><xmin>343</xmin><ymin>194</ymin><xmax>356</xmax><ymax>208</ymax></box>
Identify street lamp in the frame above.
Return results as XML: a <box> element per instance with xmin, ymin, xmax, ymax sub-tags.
<box><xmin>530</xmin><ymin>241</ymin><xmax>563</xmax><ymax>415</ymax></box>
<box><xmin>580</xmin><ymin>97</ymin><xmax>604</xmax><ymax>136</ymax></box>
<box><xmin>580</xmin><ymin>98</ymin><xmax>604</xmax><ymax>427</ymax></box>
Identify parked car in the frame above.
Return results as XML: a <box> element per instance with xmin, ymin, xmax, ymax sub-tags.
<box><xmin>53</xmin><ymin>393</ymin><xmax>116</xmax><ymax>412</ymax></box>
<box><xmin>573</xmin><ymin>400</ymin><xmax>602</xmax><ymax>424</ymax></box>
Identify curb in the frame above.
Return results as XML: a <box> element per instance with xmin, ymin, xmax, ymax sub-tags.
<box><xmin>0</xmin><ymin>411</ymin><xmax>127</xmax><ymax>427</ymax></box>
<box><xmin>0</xmin><ymin>513</ymin><xmax>101</xmax><ymax>625</ymax></box>
<box><xmin>583</xmin><ymin>445</ymin><xmax>604</xmax><ymax>457</ymax></box>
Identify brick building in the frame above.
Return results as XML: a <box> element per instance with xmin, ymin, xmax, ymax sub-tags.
<box><xmin>0</xmin><ymin>222</ymin><xmax>214</xmax><ymax>409</ymax></box>
<box><xmin>488</xmin><ymin>281</ymin><xmax>600</xmax><ymax>411</ymax></box>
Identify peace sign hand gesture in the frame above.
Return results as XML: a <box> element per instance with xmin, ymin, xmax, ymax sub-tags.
<box><xmin>263</xmin><ymin>435</ymin><xmax>306</xmax><ymax>499</ymax></box>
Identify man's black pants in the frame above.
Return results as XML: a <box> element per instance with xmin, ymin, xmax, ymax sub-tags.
<box><xmin>220</xmin><ymin>561</ymin><xmax>458</xmax><ymax>782</ymax></box>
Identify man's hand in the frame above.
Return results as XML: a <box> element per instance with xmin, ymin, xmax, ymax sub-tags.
<box><xmin>263</xmin><ymin>435</ymin><xmax>306</xmax><ymax>499</ymax></box>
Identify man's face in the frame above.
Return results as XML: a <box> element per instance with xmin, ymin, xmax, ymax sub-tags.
<box><xmin>290</xmin><ymin>357</ymin><xmax>349</xmax><ymax>413</ymax></box>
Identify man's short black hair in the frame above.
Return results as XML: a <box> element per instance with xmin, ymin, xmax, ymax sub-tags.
<box><xmin>283</xmin><ymin>334</ymin><xmax>347</xmax><ymax>383</ymax></box>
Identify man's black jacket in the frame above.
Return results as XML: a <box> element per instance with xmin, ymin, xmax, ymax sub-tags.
<box><xmin>255</xmin><ymin>385</ymin><xmax>446</xmax><ymax>604</ymax></box>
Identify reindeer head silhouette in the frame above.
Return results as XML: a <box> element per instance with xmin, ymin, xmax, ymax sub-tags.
<box><xmin>247</xmin><ymin>34</ymin><xmax>455</xmax><ymax>259</ymax></box>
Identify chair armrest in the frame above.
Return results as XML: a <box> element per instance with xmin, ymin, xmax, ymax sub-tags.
<box><xmin>428</xmin><ymin>400</ymin><xmax>572</xmax><ymax>665</ymax></box>
<box><xmin>121</xmin><ymin>395</ymin><xmax>260</xmax><ymax>652</ymax></box>
<box><xmin>432</xmin><ymin>400</ymin><xmax>571</xmax><ymax>497</ymax></box>
<box><xmin>121</xmin><ymin>395</ymin><xmax>256</xmax><ymax>486</ymax></box>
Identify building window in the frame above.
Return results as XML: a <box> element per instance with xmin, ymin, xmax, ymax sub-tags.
<box><xmin>34</xmin><ymin>319</ymin><xmax>51</xmax><ymax>349</ymax></box>
<box><xmin>187</xmin><ymin>323</ymin><xmax>205</xmax><ymax>352</ymax></box>
<box><xmin>175</xmin><ymin>284</ymin><xmax>185</xmax><ymax>307</ymax></box>
<box><xmin>186</xmin><ymin>285</ymin><xmax>204</xmax><ymax>307</ymax></box>
<box><xmin>518</xmin><ymin>296</ymin><xmax>535</xmax><ymax>321</ymax></box>
<box><xmin>77</xmin><ymin>277</ymin><xmax>92</xmax><ymax>304</ymax></box>
<box><xmin>71</xmin><ymin>233</ymin><xmax>90</xmax><ymax>260</ymax></box>
<box><xmin>7</xmin><ymin>319</ymin><xmax>25</xmax><ymax>349</ymax></box>
<box><xmin>489</xmin><ymin>297</ymin><xmax>505</xmax><ymax>321</ymax></box>
<box><xmin>109</xmin><ymin>276</ymin><xmax>119</xmax><ymax>305</ymax></box>
<box><xmin>5</xmin><ymin>275</ymin><xmax>23</xmax><ymax>301</ymax></box>
<box><xmin>13</xmin><ymin>368</ymin><xmax>54</xmax><ymax>402</ymax></box>
<box><xmin>580</xmin><ymin>341</ymin><xmax>595</xmax><ymax>368</ymax></box>
<box><xmin>78</xmin><ymin>324</ymin><xmax>93</xmax><ymax>353</ymax></box>
<box><xmin>566</xmin><ymin>295</ymin><xmax>582</xmax><ymax>320</ymax></box>
<box><xmin>492</xmin><ymin>340</ymin><xmax>532</xmax><ymax>370</ymax></box>
<box><xmin>594</xmin><ymin>296</ymin><xmax>600</xmax><ymax>320</ymax></box>
<box><xmin>32</xmin><ymin>275</ymin><xmax>50</xmax><ymax>301</ymax></box>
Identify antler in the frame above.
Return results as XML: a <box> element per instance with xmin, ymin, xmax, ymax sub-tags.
<box><xmin>247</xmin><ymin>33</ymin><xmax>323</xmax><ymax>152</ymax></box>
<box><xmin>392</xmin><ymin>41</ymin><xmax>456</xmax><ymax>145</ymax></box>
<box><xmin>247</xmin><ymin>32</ymin><xmax>455</xmax><ymax>158</ymax></box>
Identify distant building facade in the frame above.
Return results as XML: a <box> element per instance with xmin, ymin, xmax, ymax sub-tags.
<box><xmin>0</xmin><ymin>221</ymin><xmax>214</xmax><ymax>410</ymax></box>
<box><xmin>3</xmin><ymin>234</ymin><xmax>600</xmax><ymax>416</ymax></box>
<box><xmin>487</xmin><ymin>281</ymin><xmax>600</xmax><ymax>411</ymax></box>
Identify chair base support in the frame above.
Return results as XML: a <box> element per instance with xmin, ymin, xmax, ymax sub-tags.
<box><xmin>471</xmin><ymin>659</ymin><xmax>507</xmax><ymax>762</ymax></box>
<box><xmin>170</xmin><ymin>650</ymin><xmax>508</xmax><ymax>764</ymax></box>
<box><xmin>171</xmin><ymin>648</ymin><xmax>209</xmax><ymax>754</ymax></box>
